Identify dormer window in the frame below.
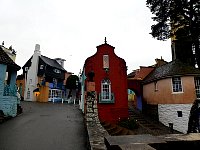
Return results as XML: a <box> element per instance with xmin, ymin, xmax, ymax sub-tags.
<box><xmin>53</xmin><ymin>68</ymin><xmax>61</xmax><ymax>74</ymax></box>
<box><xmin>40</xmin><ymin>65</ymin><xmax>44</xmax><ymax>69</ymax></box>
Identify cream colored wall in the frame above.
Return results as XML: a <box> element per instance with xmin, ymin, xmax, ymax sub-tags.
<box><xmin>37</xmin><ymin>82</ymin><xmax>49</xmax><ymax>102</ymax></box>
<box><xmin>143</xmin><ymin>76</ymin><xmax>196</xmax><ymax>104</ymax></box>
<box><xmin>36</xmin><ymin>77</ymin><xmax>49</xmax><ymax>102</ymax></box>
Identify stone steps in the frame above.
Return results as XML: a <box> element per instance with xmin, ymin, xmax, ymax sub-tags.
<box><xmin>128</xmin><ymin>109</ymin><xmax>163</xmax><ymax>134</ymax></box>
<box><xmin>101</xmin><ymin>121</ymin><xmax>134</xmax><ymax>136</ymax></box>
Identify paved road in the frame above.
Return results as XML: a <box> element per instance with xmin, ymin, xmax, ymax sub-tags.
<box><xmin>0</xmin><ymin>102</ymin><xmax>88</xmax><ymax>150</ymax></box>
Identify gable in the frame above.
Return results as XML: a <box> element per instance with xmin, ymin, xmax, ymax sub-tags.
<box><xmin>0</xmin><ymin>47</ymin><xmax>21</xmax><ymax>71</ymax></box>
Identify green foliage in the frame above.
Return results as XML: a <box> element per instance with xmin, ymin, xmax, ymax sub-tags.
<box><xmin>146</xmin><ymin>0</ymin><xmax>200</xmax><ymax>68</ymax></box>
<box><xmin>118</xmin><ymin>118</ymin><xmax>138</xmax><ymax>130</ymax></box>
<box><xmin>146</xmin><ymin>0</ymin><xmax>200</xmax><ymax>41</ymax></box>
<box><xmin>65</xmin><ymin>75</ymin><xmax>79</xmax><ymax>89</ymax></box>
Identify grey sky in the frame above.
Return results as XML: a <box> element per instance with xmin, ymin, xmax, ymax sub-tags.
<box><xmin>0</xmin><ymin>0</ymin><xmax>171</xmax><ymax>75</ymax></box>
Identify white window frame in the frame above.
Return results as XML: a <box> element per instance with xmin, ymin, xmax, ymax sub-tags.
<box><xmin>154</xmin><ymin>81</ymin><xmax>158</xmax><ymax>92</ymax></box>
<box><xmin>194</xmin><ymin>77</ymin><xmax>200</xmax><ymax>99</ymax></box>
<box><xmin>101</xmin><ymin>79</ymin><xmax>111</xmax><ymax>101</ymax></box>
<box><xmin>40</xmin><ymin>65</ymin><xmax>44</xmax><ymax>69</ymax></box>
<box><xmin>172</xmin><ymin>77</ymin><xmax>183</xmax><ymax>93</ymax></box>
<box><xmin>53</xmin><ymin>68</ymin><xmax>61</xmax><ymax>74</ymax></box>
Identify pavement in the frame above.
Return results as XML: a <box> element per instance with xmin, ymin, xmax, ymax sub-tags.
<box><xmin>0</xmin><ymin>101</ymin><xmax>88</xmax><ymax>150</ymax></box>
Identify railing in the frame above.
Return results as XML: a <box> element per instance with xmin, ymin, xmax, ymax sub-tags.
<box><xmin>3</xmin><ymin>84</ymin><xmax>17</xmax><ymax>96</ymax></box>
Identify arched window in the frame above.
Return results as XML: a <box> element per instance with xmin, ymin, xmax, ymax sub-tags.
<box><xmin>101</xmin><ymin>78</ymin><xmax>111</xmax><ymax>101</ymax></box>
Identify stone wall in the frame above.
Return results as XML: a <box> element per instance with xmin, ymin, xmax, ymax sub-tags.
<box><xmin>85</xmin><ymin>94</ymin><xmax>109</xmax><ymax>150</ymax></box>
<box><xmin>0</xmin><ymin>96</ymin><xmax>17</xmax><ymax>117</ymax></box>
<box><xmin>158</xmin><ymin>104</ymin><xmax>192</xmax><ymax>133</ymax></box>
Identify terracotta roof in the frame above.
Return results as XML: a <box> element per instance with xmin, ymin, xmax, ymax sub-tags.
<box><xmin>143</xmin><ymin>59</ymin><xmax>200</xmax><ymax>84</ymax></box>
<box><xmin>128</xmin><ymin>67</ymin><xmax>154</xmax><ymax>80</ymax></box>
<box><xmin>40</xmin><ymin>55</ymin><xmax>66</xmax><ymax>71</ymax></box>
<box><xmin>134</xmin><ymin>67</ymin><xmax>155</xmax><ymax>80</ymax></box>
<box><xmin>0</xmin><ymin>47</ymin><xmax>21</xmax><ymax>71</ymax></box>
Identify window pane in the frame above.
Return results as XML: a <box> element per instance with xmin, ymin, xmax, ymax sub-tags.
<box><xmin>172</xmin><ymin>77</ymin><xmax>182</xmax><ymax>92</ymax></box>
<box><xmin>195</xmin><ymin>77</ymin><xmax>200</xmax><ymax>99</ymax></box>
<box><xmin>101</xmin><ymin>79</ymin><xmax>111</xmax><ymax>100</ymax></box>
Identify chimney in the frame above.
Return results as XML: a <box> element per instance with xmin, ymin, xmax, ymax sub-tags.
<box><xmin>155</xmin><ymin>56</ymin><xmax>167</xmax><ymax>67</ymax></box>
<box><xmin>34</xmin><ymin>44</ymin><xmax>41</xmax><ymax>54</ymax></box>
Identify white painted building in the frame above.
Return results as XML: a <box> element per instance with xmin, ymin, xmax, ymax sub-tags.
<box><xmin>24</xmin><ymin>44</ymin><xmax>41</xmax><ymax>101</ymax></box>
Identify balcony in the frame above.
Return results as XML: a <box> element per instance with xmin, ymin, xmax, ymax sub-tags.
<box><xmin>99</xmin><ymin>93</ymin><xmax>115</xmax><ymax>104</ymax></box>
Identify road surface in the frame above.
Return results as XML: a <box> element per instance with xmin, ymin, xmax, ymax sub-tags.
<box><xmin>0</xmin><ymin>101</ymin><xmax>88</xmax><ymax>150</ymax></box>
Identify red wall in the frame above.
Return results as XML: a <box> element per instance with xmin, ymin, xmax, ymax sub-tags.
<box><xmin>84</xmin><ymin>43</ymin><xmax>128</xmax><ymax>123</ymax></box>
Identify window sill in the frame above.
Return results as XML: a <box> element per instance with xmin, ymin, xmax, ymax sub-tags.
<box><xmin>99</xmin><ymin>100</ymin><xmax>114</xmax><ymax>104</ymax></box>
<box><xmin>172</xmin><ymin>91</ymin><xmax>184</xmax><ymax>94</ymax></box>
<box><xmin>99</xmin><ymin>93</ymin><xmax>115</xmax><ymax>104</ymax></box>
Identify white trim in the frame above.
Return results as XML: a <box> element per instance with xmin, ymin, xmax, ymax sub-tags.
<box><xmin>40</xmin><ymin>65</ymin><xmax>44</xmax><ymax>69</ymax></box>
<box><xmin>101</xmin><ymin>79</ymin><xmax>111</xmax><ymax>101</ymax></box>
<box><xmin>194</xmin><ymin>77</ymin><xmax>200</xmax><ymax>99</ymax></box>
<box><xmin>171</xmin><ymin>77</ymin><xmax>183</xmax><ymax>93</ymax></box>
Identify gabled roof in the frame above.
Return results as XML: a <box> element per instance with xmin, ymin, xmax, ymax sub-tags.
<box><xmin>143</xmin><ymin>59</ymin><xmax>200</xmax><ymax>84</ymax></box>
<box><xmin>127</xmin><ymin>71</ymin><xmax>136</xmax><ymax>78</ymax></box>
<box><xmin>128</xmin><ymin>67</ymin><xmax>154</xmax><ymax>80</ymax></box>
<box><xmin>96</xmin><ymin>43</ymin><xmax>115</xmax><ymax>49</ymax></box>
<box><xmin>40</xmin><ymin>55</ymin><xmax>66</xmax><ymax>71</ymax></box>
<box><xmin>0</xmin><ymin>47</ymin><xmax>21</xmax><ymax>71</ymax></box>
<box><xmin>134</xmin><ymin>67</ymin><xmax>155</xmax><ymax>80</ymax></box>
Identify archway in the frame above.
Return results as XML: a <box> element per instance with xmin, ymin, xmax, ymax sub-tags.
<box><xmin>128</xmin><ymin>88</ymin><xmax>142</xmax><ymax>111</ymax></box>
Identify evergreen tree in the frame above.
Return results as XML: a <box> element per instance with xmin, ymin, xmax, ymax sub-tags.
<box><xmin>146</xmin><ymin>0</ymin><xmax>200</xmax><ymax>67</ymax></box>
<box><xmin>65</xmin><ymin>75</ymin><xmax>79</xmax><ymax>90</ymax></box>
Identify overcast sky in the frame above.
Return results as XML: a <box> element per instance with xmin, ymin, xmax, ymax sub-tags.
<box><xmin>0</xmin><ymin>0</ymin><xmax>172</xmax><ymax>75</ymax></box>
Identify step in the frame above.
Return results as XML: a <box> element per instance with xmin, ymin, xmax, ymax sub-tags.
<box><xmin>106</xmin><ymin>125</ymin><xmax>118</xmax><ymax>133</ymax></box>
<box><xmin>110</xmin><ymin>127</ymin><xmax>123</xmax><ymax>136</ymax></box>
<box><xmin>119</xmin><ymin>128</ymin><xmax>129</xmax><ymax>135</ymax></box>
<box><xmin>101</xmin><ymin>122</ymin><xmax>112</xmax><ymax>129</ymax></box>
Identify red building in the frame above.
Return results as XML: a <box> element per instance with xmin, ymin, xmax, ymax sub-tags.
<box><xmin>84</xmin><ymin>39</ymin><xmax>128</xmax><ymax>123</ymax></box>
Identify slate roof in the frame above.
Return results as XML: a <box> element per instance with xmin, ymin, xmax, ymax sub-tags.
<box><xmin>143</xmin><ymin>59</ymin><xmax>200</xmax><ymax>84</ymax></box>
<box><xmin>0</xmin><ymin>47</ymin><xmax>21</xmax><ymax>71</ymax></box>
<box><xmin>40</xmin><ymin>55</ymin><xmax>66</xmax><ymax>71</ymax></box>
<box><xmin>127</xmin><ymin>71</ymin><xmax>136</xmax><ymax>78</ymax></box>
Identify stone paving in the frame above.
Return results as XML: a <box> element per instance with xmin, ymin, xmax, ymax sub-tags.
<box><xmin>105</xmin><ymin>133</ymin><xmax>200</xmax><ymax>149</ymax></box>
